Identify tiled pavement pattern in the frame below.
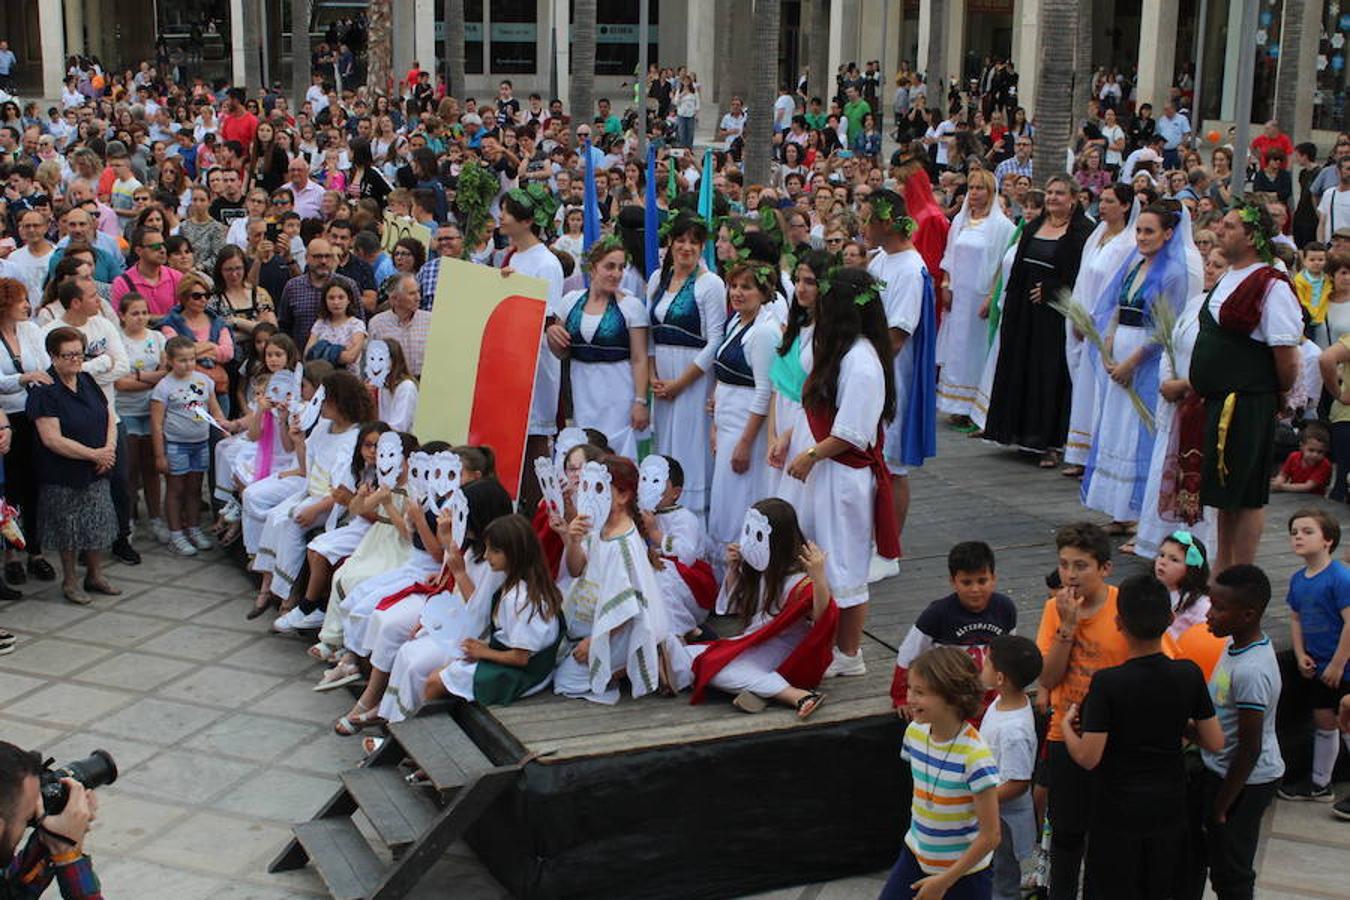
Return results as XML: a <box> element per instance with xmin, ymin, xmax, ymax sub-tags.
<box><xmin>0</xmin><ymin>427</ymin><xmax>1344</xmax><ymax>898</ymax></box>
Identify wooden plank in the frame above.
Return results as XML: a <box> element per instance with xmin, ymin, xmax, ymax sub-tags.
<box><xmin>292</xmin><ymin>818</ymin><xmax>385</xmax><ymax>900</ymax></box>
<box><xmin>341</xmin><ymin>768</ymin><xmax>441</xmax><ymax>848</ymax></box>
<box><xmin>387</xmin><ymin>715</ymin><xmax>493</xmax><ymax>792</ymax></box>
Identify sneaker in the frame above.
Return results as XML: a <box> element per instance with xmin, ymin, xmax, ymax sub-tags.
<box><xmin>219</xmin><ymin>498</ymin><xmax>243</xmax><ymax>524</ymax></box>
<box><xmin>1277</xmin><ymin>779</ymin><xmax>1335</xmax><ymax>802</ymax></box>
<box><xmin>1334</xmin><ymin>795</ymin><xmax>1350</xmax><ymax>821</ymax></box>
<box><xmin>149</xmin><ymin>518</ymin><xmax>172</xmax><ymax>544</ymax></box>
<box><xmin>867</xmin><ymin>553</ymin><xmax>899</xmax><ymax>584</ymax></box>
<box><xmin>111</xmin><ymin>537</ymin><xmax>141</xmax><ymax>565</ymax></box>
<box><xmin>823</xmin><ymin>649</ymin><xmax>867</xmax><ymax>678</ymax></box>
<box><xmin>273</xmin><ymin>606</ymin><xmax>325</xmax><ymax>634</ymax></box>
<box><xmin>168</xmin><ymin>534</ymin><xmax>198</xmax><ymax>557</ymax></box>
<box><xmin>1022</xmin><ymin>846</ymin><xmax>1050</xmax><ymax>890</ymax></box>
<box><xmin>185</xmin><ymin>527</ymin><xmax>214</xmax><ymax>551</ymax></box>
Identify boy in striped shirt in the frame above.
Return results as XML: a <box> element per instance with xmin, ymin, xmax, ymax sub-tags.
<box><xmin>882</xmin><ymin>646</ymin><xmax>1002</xmax><ymax>900</ymax></box>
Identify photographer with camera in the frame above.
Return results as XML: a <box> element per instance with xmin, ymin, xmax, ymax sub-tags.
<box><xmin>0</xmin><ymin>742</ymin><xmax>105</xmax><ymax>899</ymax></box>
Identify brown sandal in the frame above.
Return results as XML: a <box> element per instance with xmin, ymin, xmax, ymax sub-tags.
<box><xmin>795</xmin><ymin>691</ymin><xmax>825</xmax><ymax>720</ymax></box>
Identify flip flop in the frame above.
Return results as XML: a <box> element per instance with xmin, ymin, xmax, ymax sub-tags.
<box><xmin>307</xmin><ymin>642</ymin><xmax>339</xmax><ymax>662</ymax></box>
<box><xmin>314</xmin><ymin>660</ymin><xmax>362</xmax><ymax>692</ymax></box>
<box><xmin>796</xmin><ymin>691</ymin><xmax>825</xmax><ymax>720</ymax></box>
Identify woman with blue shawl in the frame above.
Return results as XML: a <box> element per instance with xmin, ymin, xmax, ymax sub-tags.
<box><xmin>1081</xmin><ymin>202</ymin><xmax>1201</xmax><ymax>537</ymax></box>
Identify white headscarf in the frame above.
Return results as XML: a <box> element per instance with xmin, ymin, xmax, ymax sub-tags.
<box><xmin>940</xmin><ymin>178</ymin><xmax>1016</xmax><ymax>298</ymax></box>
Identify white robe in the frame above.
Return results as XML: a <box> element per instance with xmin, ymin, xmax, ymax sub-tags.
<box><xmin>869</xmin><ymin>247</ymin><xmax>926</xmax><ymax>475</ymax></box>
<box><xmin>439</xmin><ymin>581</ymin><xmax>560</xmax><ymax>701</ymax></box>
<box><xmin>936</xmin><ymin>206</ymin><xmax>1015</xmax><ymax>417</ymax></box>
<box><xmin>511</xmin><ymin>242</ymin><xmax>566</xmax><ymax>437</ymax></box>
<box><xmin>684</xmin><ymin>574</ymin><xmax>811</xmax><ymax>699</ymax></box>
<box><xmin>648</xmin><ymin>268</ymin><xmax>727</xmax><ymax>519</ymax></box>
<box><xmin>771</xmin><ymin>324</ymin><xmax>815</xmax><ymax>515</ymax></box>
<box><xmin>564</xmin><ymin>289</ymin><xmax>650</xmax><ymax>459</ymax></box>
<box><xmin>709</xmin><ymin>307</ymin><xmax>779</xmax><ymax>558</ymax></box>
<box><xmin>378</xmin><ymin>379</ymin><xmax>419</xmax><ymax>433</ymax></box>
<box><xmin>652</xmin><ymin>505</ymin><xmax>711</xmax><ymax>637</ymax></box>
<box><xmin>971</xmin><ymin>243</ymin><xmax>1020</xmax><ymax>431</ymax></box>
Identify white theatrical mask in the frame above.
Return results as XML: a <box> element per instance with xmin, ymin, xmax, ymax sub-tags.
<box><xmin>553</xmin><ymin>426</ymin><xmax>589</xmax><ymax>470</ymax></box>
<box><xmin>298</xmin><ymin>384</ymin><xmax>326</xmax><ymax>432</ymax></box>
<box><xmin>637</xmin><ymin>455</ymin><xmax>669</xmax><ymax>513</ymax></box>
<box><xmin>575</xmin><ymin>460</ymin><xmax>612</xmax><ymax>525</ymax></box>
<box><xmin>739</xmin><ymin>507</ymin><xmax>773</xmax><ymax>572</ymax></box>
<box><xmin>425</xmin><ymin>451</ymin><xmax>463</xmax><ymax>514</ymax></box>
<box><xmin>364</xmin><ymin>340</ymin><xmax>391</xmax><ymax>388</ymax></box>
<box><xmin>448</xmin><ymin>488</ymin><xmax>470</xmax><ymax>549</ymax></box>
<box><xmin>375</xmin><ymin>431</ymin><xmax>404</xmax><ymax>489</ymax></box>
<box><xmin>406</xmin><ymin>451</ymin><xmax>431</xmax><ymax>504</ymax></box>
<box><xmin>534</xmin><ymin>456</ymin><xmax>564</xmax><ymax>517</ymax></box>
<box><xmin>265</xmin><ymin>368</ymin><xmax>300</xmax><ymax>408</ymax></box>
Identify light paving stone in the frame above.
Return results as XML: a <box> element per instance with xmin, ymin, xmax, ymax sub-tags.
<box><xmin>114</xmin><ymin>749</ymin><xmax>258</xmax><ymax>805</ymax></box>
<box><xmin>162</xmin><ymin>666</ymin><xmax>286</xmax><ymax>708</ymax></box>
<box><xmin>60</xmin><ymin>610</ymin><xmax>178</xmax><ymax>647</ymax></box>
<box><xmin>140</xmin><ymin>623</ymin><xmax>257</xmax><ymax>661</ymax></box>
<box><xmin>137</xmin><ymin>810</ymin><xmax>294</xmax><ymax>877</ymax></box>
<box><xmin>82</xmin><ymin>789</ymin><xmax>191</xmax><ymax>854</ymax></box>
<box><xmin>94</xmin><ymin>856</ymin><xmax>231</xmax><ymax>900</ymax></box>
<box><xmin>69</xmin><ymin>651</ymin><xmax>198</xmax><ymax>692</ymax></box>
<box><xmin>0</xmin><ymin>670</ymin><xmax>47</xmax><ymax>705</ymax></box>
<box><xmin>39</xmin><ymin>733</ymin><xmax>162</xmax><ymax>775</ymax></box>
<box><xmin>91</xmin><ymin>696</ymin><xmax>226</xmax><ymax>744</ymax></box>
<box><xmin>190</xmin><ymin>601</ymin><xmax>277</xmax><ymax>632</ymax></box>
<box><xmin>271</xmin><ymin>728</ymin><xmax>369</xmax><ymax>777</ymax></box>
<box><xmin>814</xmin><ymin>874</ymin><xmax>892</xmax><ymax>899</ymax></box>
<box><xmin>117</xmin><ymin>587</ymin><xmax>228</xmax><ymax>621</ymax></box>
<box><xmin>1267</xmin><ymin>792</ymin><xmax>1350</xmax><ymax>848</ymax></box>
<box><xmin>403</xmin><ymin>852</ymin><xmax>513</xmax><ymax>899</ymax></box>
<box><xmin>0</xmin><ymin>637</ymin><xmax>114</xmax><ymax>677</ymax></box>
<box><xmin>3</xmin><ymin>682</ymin><xmax>134</xmax><ymax>728</ymax></box>
<box><xmin>0</xmin><ymin>715</ymin><xmax>67</xmax><ymax>749</ymax></box>
<box><xmin>216</xmin><ymin>637</ymin><xmax>324</xmax><ymax>676</ymax></box>
<box><xmin>183</xmin><ymin>712</ymin><xmax>320</xmax><ymax>763</ymax></box>
<box><xmin>1255</xmin><ymin>835</ymin><xmax>1350</xmax><ymax>896</ymax></box>
<box><xmin>0</xmin><ymin>599</ymin><xmax>98</xmax><ymax>631</ymax></box>
<box><xmin>210</xmin><ymin>768</ymin><xmax>338</xmax><ymax>822</ymax></box>
<box><xmin>250</xmin><ymin>679</ymin><xmax>356</xmax><ymax>724</ymax></box>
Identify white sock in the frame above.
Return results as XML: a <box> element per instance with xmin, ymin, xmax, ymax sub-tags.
<box><xmin>170</xmin><ymin>530</ymin><xmax>183</xmax><ymax>540</ymax></box>
<box><xmin>1312</xmin><ymin>728</ymin><xmax>1339</xmax><ymax>787</ymax></box>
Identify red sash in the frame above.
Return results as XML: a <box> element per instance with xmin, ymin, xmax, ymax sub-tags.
<box><xmin>374</xmin><ymin>579</ymin><xmax>442</xmax><ymax>611</ymax></box>
<box><xmin>1217</xmin><ymin>266</ymin><xmax>1290</xmax><ymax>335</ymax></box>
<box><xmin>689</xmin><ymin>580</ymin><xmax>839</xmax><ymax>704</ymax></box>
<box><xmin>671</xmin><ymin>558</ymin><xmax>718</xmax><ymax>610</ymax></box>
<box><xmin>532</xmin><ymin>501</ymin><xmax>564</xmax><ymax>578</ymax></box>
<box><xmin>804</xmin><ymin>404</ymin><xmax>901</xmax><ymax>559</ymax></box>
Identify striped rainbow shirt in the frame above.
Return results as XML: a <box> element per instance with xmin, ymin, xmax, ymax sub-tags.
<box><xmin>901</xmin><ymin>720</ymin><xmax>1001</xmax><ymax>875</ymax></box>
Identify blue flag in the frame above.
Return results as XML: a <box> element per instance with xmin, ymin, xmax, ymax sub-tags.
<box><xmin>643</xmin><ymin>144</ymin><xmax>660</xmax><ymax>278</ymax></box>
<box><xmin>697</xmin><ymin>148</ymin><xmax>716</xmax><ymax>269</ymax></box>
<box><xmin>582</xmin><ymin>137</ymin><xmax>601</xmax><ymax>253</ymax></box>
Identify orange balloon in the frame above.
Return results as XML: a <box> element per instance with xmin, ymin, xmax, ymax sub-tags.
<box><xmin>1206</xmin><ymin>130</ymin><xmax>1221</xmax><ymax>144</ymax></box>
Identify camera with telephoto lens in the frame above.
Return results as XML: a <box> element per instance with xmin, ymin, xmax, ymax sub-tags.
<box><xmin>39</xmin><ymin>750</ymin><xmax>118</xmax><ymax>815</ymax></box>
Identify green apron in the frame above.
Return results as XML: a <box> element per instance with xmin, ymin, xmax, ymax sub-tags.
<box><xmin>1189</xmin><ymin>292</ymin><xmax>1278</xmax><ymax>510</ymax></box>
<box><xmin>471</xmin><ymin>589</ymin><xmax>565</xmax><ymax>707</ymax></box>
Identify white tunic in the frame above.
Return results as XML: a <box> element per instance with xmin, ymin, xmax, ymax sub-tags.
<box><xmin>771</xmin><ymin>323</ymin><xmax>815</xmax><ymax>515</ymax></box>
<box><xmin>440</xmin><ymin>581</ymin><xmax>561</xmax><ymax>701</ymax></box>
<box><xmin>647</xmin><ymin>268</ymin><xmax>727</xmax><ymax>520</ymax></box>
<box><xmin>709</xmin><ymin>307</ymin><xmax>779</xmax><ymax>555</ymax></box>
<box><xmin>800</xmin><ymin>339</ymin><xmax>886</xmax><ymax>608</ymax></box>
<box><xmin>936</xmin><ymin>210</ymin><xmax>1015</xmax><ymax>417</ymax></box>
<box><xmin>869</xmin><ymin>247</ymin><xmax>926</xmax><ymax>474</ymax></box>
<box><xmin>563</xmin><ymin>289</ymin><xmax>649</xmax><ymax>459</ymax></box>
<box><xmin>652</xmin><ymin>505</ymin><xmax>711</xmax><ymax>637</ymax></box>
<box><xmin>511</xmin><ymin>242</ymin><xmax>566</xmax><ymax>437</ymax></box>
<box><xmin>378</xmin><ymin>378</ymin><xmax>419</xmax><ymax>433</ymax></box>
<box><xmin>971</xmin><ymin>243</ymin><xmax>1020</xmax><ymax>430</ymax></box>
<box><xmin>684</xmin><ymin>573</ymin><xmax>812</xmax><ymax>699</ymax></box>
<box><xmin>1064</xmin><ymin>221</ymin><xmax>1137</xmax><ymax>465</ymax></box>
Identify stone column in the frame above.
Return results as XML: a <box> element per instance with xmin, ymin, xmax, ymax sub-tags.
<box><xmin>1135</xmin><ymin>0</ymin><xmax>1179</xmax><ymax>110</ymax></box>
<box><xmin>1013</xmin><ymin>0</ymin><xmax>1042</xmax><ymax>116</ymax></box>
<box><xmin>536</xmin><ymin>0</ymin><xmax>552</xmax><ymax>96</ymax></box>
<box><xmin>64</xmin><ymin>0</ymin><xmax>85</xmax><ymax>57</ymax></box>
<box><xmin>686</xmin><ymin>0</ymin><xmax>716</xmax><ymax>110</ymax></box>
<box><xmin>1220</xmin><ymin>0</ymin><xmax>1246</xmax><ymax>120</ymax></box>
<box><xmin>554</xmin><ymin>0</ymin><xmax>570</xmax><ymax>110</ymax></box>
<box><xmin>39</xmin><ymin>0</ymin><xmax>66</xmax><ymax>99</ymax></box>
<box><xmin>85</xmin><ymin>0</ymin><xmax>104</xmax><ymax>69</ymax></box>
<box><xmin>946</xmin><ymin>0</ymin><xmax>966</xmax><ymax>87</ymax></box>
<box><xmin>392</xmin><ymin>0</ymin><xmax>414</xmax><ymax>84</ymax></box>
<box><xmin>1291</xmin><ymin>0</ymin><xmax>1321</xmax><ymax>141</ymax></box>
<box><xmin>414</xmin><ymin>0</ymin><xmax>436</xmax><ymax>75</ymax></box>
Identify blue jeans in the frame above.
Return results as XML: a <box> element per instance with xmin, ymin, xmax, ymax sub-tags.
<box><xmin>165</xmin><ymin>440</ymin><xmax>209</xmax><ymax>476</ymax></box>
<box><xmin>879</xmin><ymin>846</ymin><xmax>993</xmax><ymax>900</ymax></box>
<box><xmin>677</xmin><ymin>115</ymin><xmax>696</xmax><ymax>148</ymax></box>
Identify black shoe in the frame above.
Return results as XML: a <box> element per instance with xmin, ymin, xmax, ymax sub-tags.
<box><xmin>4</xmin><ymin>561</ymin><xmax>24</xmax><ymax>585</ymax></box>
<box><xmin>0</xmin><ymin>580</ymin><xmax>19</xmax><ymax>601</ymax></box>
<box><xmin>26</xmin><ymin>557</ymin><xmax>55</xmax><ymax>581</ymax></box>
<box><xmin>111</xmin><ymin>538</ymin><xmax>142</xmax><ymax>566</ymax></box>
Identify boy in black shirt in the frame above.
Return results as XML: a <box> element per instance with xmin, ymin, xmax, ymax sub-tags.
<box><xmin>1063</xmin><ymin>574</ymin><xmax>1223</xmax><ymax>899</ymax></box>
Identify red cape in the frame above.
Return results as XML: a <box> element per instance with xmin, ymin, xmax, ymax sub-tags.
<box><xmin>690</xmin><ymin>580</ymin><xmax>839</xmax><ymax>704</ymax></box>
<box><xmin>672</xmin><ymin>558</ymin><xmax>719</xmax><ymax>610</ymax></box>
<box><xmin>805</xmin><ymin>403</ymin><xmax>901</xmax><ymax>558</ymax></box>
<box><xmin>903</xmin><ymin>169</ymin><xmax>951</xmax><ymax>327</ymax></box>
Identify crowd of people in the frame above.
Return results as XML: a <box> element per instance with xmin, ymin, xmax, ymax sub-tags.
<box><xmin>0</xmin><ymin>47</ymin><xmax>1347</xmax><ymax>900</ymax></box>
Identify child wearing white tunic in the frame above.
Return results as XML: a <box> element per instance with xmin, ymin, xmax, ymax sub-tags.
<box><xmin>554</xmin><ymin>242</ymin><xmax>650</xmax><ymax>459</ymax></box>
<box><xmin>647</xmin><ymin>220</ymin><xmax>726</xmax><ymax>520</ymax></box>
<box><xmin>214</xmin><ymin>334</ymin><xmax>300</xmax><ymax>521</ymax></box>
<box><xmin>555</xmin><ymin>457</ymin><xmax>687</xmax><ymax>704</ymax></box>
<box><xmin>867</xmin><ymin>242</ymin><xmax>927</xmax><ymax>477</ymax></box>
<box><xmin>936</xmin><ymin>172</ymin><xmax>1015</xmax><ymax>422</ymax></box>
<box><xmin>709</xmin><ymin>263</ymin><xmax>780</xmax><ymax>566</ymax></box>
<box><xmin>641</xmin><ymin>459</ymin><xmax>715</xmax><ymax>640</ymax></box>
<box><xmin>684</xmin><ymin>499</ymin><xmax>835</xmax><ymax>718</ymax></box>
<box><xmin>426</xmin><ymin>514</ymin><xmax>564</xmax><ymax>708</ymax></box>
<box><xmin>377</xmin><ymin>370</ymin><xmax>419</xmax><ymax>434</ymax></box>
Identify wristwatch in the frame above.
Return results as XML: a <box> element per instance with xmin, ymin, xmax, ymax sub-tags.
<box><xmin>632</xmin><ymin>396</ymin><xmax>648</xmax><ymax>406</ymax></box>
<box><xmin>806</xmin><ymin>446</ymin><xmax>818</xmax><ymax>459</ymax></box>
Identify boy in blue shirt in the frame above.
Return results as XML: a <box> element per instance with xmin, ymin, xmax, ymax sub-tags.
<box><xmin>1278</xmin><ymin>508</ymin><xmax>1350</xmax><ymax>805</ymax></box>
<box><xmin>1202</xmin><ymin>564</ymin><xmax>1285</xmax><ymax>899</ymax></box>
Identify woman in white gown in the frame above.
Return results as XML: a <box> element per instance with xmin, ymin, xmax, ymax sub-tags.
<box><xmin>936</xmin><ymin>170</ymin><xmax>1015</xmax><ymax>425</ymax></box>
<box><xmin>1133</xmin><ymin>247</ymin><xmax>1226</xmax><ymax>558</ymax></box>
<box><xmin>647</xmin><ymin>214</ymin><xmax>726</xmax><ymax>519</ymax></box>
<box><xmin>708</xmin><ymin>261</ymin><xmax>781</xmax><ymax>566</ymax></box>
<box><xmin>549</xmin><ymin>238</ymin><xmax>650</xmax><ymax>459</ymax></box>
<box><xmin>1062</xmin><ymin>183</ymin><xmax>1137</xmax><ymax>475</ymax></box>
<box><xmin>769</xmin><ymin>250</ymin><xmax>831</xmax><ymax>515</ymax></box>
<box><xmin>1081</xmin><ymin>203</ymin><xmax>1200</xmax><ymax>534</ymax></box>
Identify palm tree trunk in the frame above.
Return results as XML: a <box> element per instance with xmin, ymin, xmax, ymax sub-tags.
<box><xmin>1072</xmin><ymin>0</ymin><xmax>1093</xmax><ymax>128</ymax></box>
<box><xmin>291</xmin><ymin>0</ymin><xmax>312</xmax><ymax>110</ymax></box>
<box><xmin>727</xmin><ymin>4</ymin><xmax>754</xmax><ymax>108</ymax></box>
<box><xmin>444</xmin><ymin>0</ymin><xmax>466</xmax><ymax>98</ymax></box>
<box><xmin>570</xmin><ymin>0</ymin><xmax>597</xmax><ymax>124</ymax></box>
<box><xmin>1273</xmin><ymin>0</ymin><xmax>1303</xmax><ymax>136</ymax></box>
<box><xmin>366</xmin><ymin>0</ymin><xmax>392</xmax><ymax>96</ymax></box>
<box><xmin>924</xmin><ymin>0</ymin><xmax>947</xmax><ymax>113</ymax></box>
<box><xmin>1033</xmin><ymin>0</ymin><xmax>1075</xmax><ymax>184</ymax></box>
<box><xmin>744</xmin><ymin>0</ymin><xmax>782</xmax><ymax>185</ymax></box>
<box><xmin>714</xmin><ymin>0</ymin><xmax>732</xmax><ymax>107</ymax></box>
<box><xmin>808</xmin><ymin>0</ymin><xmax>829</xmax><ymax>102</ymax></box>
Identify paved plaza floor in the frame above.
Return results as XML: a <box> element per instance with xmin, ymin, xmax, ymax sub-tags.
<box><xmin>0</xmin><ymin>428</ymin><xmax>1345</xmax><ymax>898</ymax></box>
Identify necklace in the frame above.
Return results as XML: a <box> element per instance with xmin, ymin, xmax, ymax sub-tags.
<box><xmin>920</xmin><ymin>723</ymin><xmax>962</xmax><ymax>810</ymax></box>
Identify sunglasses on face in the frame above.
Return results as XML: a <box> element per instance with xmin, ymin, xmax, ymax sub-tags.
<box><xmin>187</xmin><ymin>291</ymin><xmax>209</xmax><ymax>300</ymax></box>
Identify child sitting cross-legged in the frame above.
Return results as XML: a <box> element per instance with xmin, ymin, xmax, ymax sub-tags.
<box><xmin>891</xmin><ymin>541</ymin><xmax>1017</xmax><ymax>717</ymax></box>
<box><xmin>638</xmin><ymin>455</ymin><xmax>717</xmax><ymax>642</ymax></box>
<box><xmin>978</xmin><ymin>635</ymin><xmax>1043</xmax><ymax>900</ymax></box>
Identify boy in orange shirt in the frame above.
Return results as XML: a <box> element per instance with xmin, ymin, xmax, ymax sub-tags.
<box><xmin>1035</xmin><ymin>523</ymin><xmax>1124</xmax><ymax>900</ymax></box>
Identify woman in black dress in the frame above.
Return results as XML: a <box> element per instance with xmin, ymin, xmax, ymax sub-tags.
<box><xmin>983</xmin><ymin>174</ymin><xmax>1095</xmax><ymax>466</ymax></box>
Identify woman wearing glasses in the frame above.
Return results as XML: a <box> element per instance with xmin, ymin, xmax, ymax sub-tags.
<box><xmin>25</xmin><ymin>326</ymin><xmax>119</xmax><ymax>605</ymax></box>
<box><xmin>160</xmin><ymin>273</ymin><xmax>235</xmax><ymax>409</ymax></box>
